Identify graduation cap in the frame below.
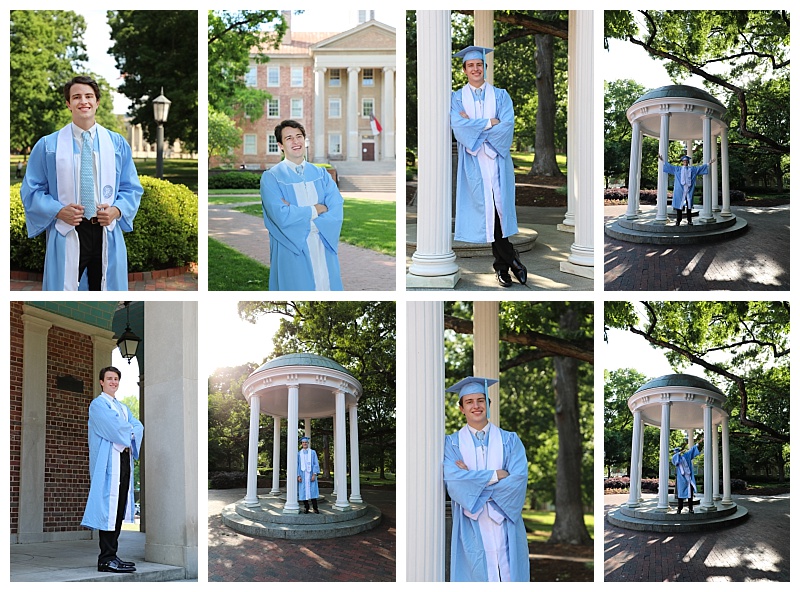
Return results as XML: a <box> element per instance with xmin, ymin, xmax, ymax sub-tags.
<box><xmin>454</xmin><ymin>45</ymin><xmax>493</xmax><ymax>66</ymax></box>
<box><xmin>672</xmin><ymin>447</ymin><xmax>681</xmax><ymax>453</ymax></box>
<box><xmin>446</xmin><ymin>375</ymin><xmax>498</xmax><ymax>418</ymax></box>
<box><xmin>679</xmin><ymin>155</ymin><xmax>691</xmax><ymax>163</ymax></box>
<box><xmin>300</xmin><ymin>436</ymin><xmax>310</xmax><ymax>443</ymax></box>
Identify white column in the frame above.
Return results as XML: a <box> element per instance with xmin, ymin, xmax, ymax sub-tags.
<box><xmin>561</xmin><ymin>15</ymin><xmax>577</xmax><ymax>231</ymax></box>
<box><xmin>348</xmin><ymin>404</ymin><xmax>362</xmax><ymax>503</ymax></box>
<box><xmin>656</xmin><ymin>113</ymin><xmax>671</xmax><ymax>223</ymax></box>
<box><xmin>473</xmin><ymin>301</ymin><xmax>500</xmax><ymax>425</ymax></box>
<box><xmin>407</xmin><ymin>10</ymin><xmax>461</xmax><ymax>289</ymax></box>
<box><xmin>313</xmin><ymin>66</ymin><xmax>327</xmax><ymax>162</ymax></box>
<box><xmin>333</xmin><ymin>389</ymin><xmax>350</xmax><ymax>510</ymax></box>
<box><xmin>142</xmin><ymin>301</ymin><xmax>198</xmax><ymax>577</ymax></box>
<box><xmin>720</xmin><ymin>126</ymin><xmax>732</xmax><ymax>216</ymax></box>
<box><xmin>712</xmin><ymin>423</ymin><xmax>721</xmax><ymax>500</ymax></box>
<box><xmin>626</xmin><ymin>120</ymin><xmax>642</xmax><ymax>219</ymax></box>
<box><xmin>657</xmin><ymin>400</ymin><xmax>671</xmax><ymax>510</ymax></box>
<box><xmin>284</xmin><ymin>383</ymin><xmax>300</xmax><ymax>513</ymax></box>
<box><xmin>381</xmin><ymin>67</ymin><xmax>395</xmax><ymax>160</ymax></box>
<box><xmin>701</xmin><ymin>403</ymin><xmax>716</xmax><ymax>510</ymax></box>
<box><xmin>634</xmin><ymin>132</ymin><xmax>643</xmax><ymax>214</ymax></box>
<box><xmin>711</xmin><ymin>136</ymin><xmax>720</xmax><ymax>212</ymax></box>
<box><xmin>474</xmin><ymin>11</ymin><xmax>494</xmax><ymax>83</ymax></box>
<box><xmin>304</xmin><ymin>417</ymin><xmax>311</xmax><ymax>439</ymax></box>
<box><xmin>687</xmin><ymin>428</ymin><xmax>694</xmax><ymax>450</ymax></box>
<box><xmin>244</xmin><ymin>395</ymin><xmax>261</xmax><ymax>506</ymax></box>
<box><xmin>407</xmin><ymin>301</ymin><xmax>446</xmax><ymax>582</ymax></box>
<box><xmin>700</xmin><ymin>116</ymin><xmax>715</xmax><ymax>223</ymax></box>
<box><xmin>626</xmin><ymin>409</ymin><xmax>642</xmax><ymax>507</ymax></box>
<box><xmin>18</xmin><ymin>314</ymin><xmax>52</xmax><ymax>543</ymax></box>
<box><xmin>561</xmin><ymin>10</ymin><xmax>594</xmax><ymax>279</ymax></box>
<box><xmin>271</xmin><ymin>416</ymin><xmax>281</xmax><ymax>494</ymax></box>
<box><xmin>346</xmin><ymin>66</ymin><xmax>361</xmax><ymax>161</ymax></box>
<box><xmin>636</xmin><ymin>414</ymin><xmax>645</xmax><ymax>502</ymax></box>
<box><xmin>721</xmin><ymin>415</ymin><xmax>733</xmax><ymax>505</ymax></box>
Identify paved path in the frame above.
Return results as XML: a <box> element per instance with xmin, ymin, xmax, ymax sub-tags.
<box><xmin>10</xmin><ymin>269</ymin><xmax>198</xmax><ymax>291</ymax></box>
<box><xmin>604</xmin><ymin>493</ymin><xmax>790</xmax><ymax>582</ymax></box>
<box><xmin>604</xmin><ymin>204</ymin><xmax>789</xmax><ymax>290</ymax></box>
<box><xmin>208</xmin><ymin>195</ymin><xmax>396</xmax><ymax>291</ymax></box>
<box><xmin>208</xmin><ymin>487</ymin><xmax>396</xmax><ymax>582</ymax></box>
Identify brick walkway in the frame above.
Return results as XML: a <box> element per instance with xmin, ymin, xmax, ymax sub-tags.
<box><xmin>604</xmin><ymin>493</ymin><xmax>790</xmax><ymax>582</ymax></box>
<box><xmin>604</xmin><ymin>204</ymin><xmax>789</xmax><ymax>290</ymax></box>
<box><xmin>10</xmin><ymin>266</ymin><xmax>198</xmax><ymax>291</ymax></box>
<box><xmin>208</xmin><ymin>488</ymin><xmax>396</xmax><ymax>582</ymax></box>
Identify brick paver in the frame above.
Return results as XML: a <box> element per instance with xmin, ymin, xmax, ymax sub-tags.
<box><xmin>604</xmin><ymin>204</ymin><xmax>789</xmax><ymax>291</ymax></box>
<box><xmin>604</xmin><ymin>493</ymin><xmax>789</xmax><ymax>582</ymax></box>
<box><xmin>10</xmin><ymin>267</ymin><xmax>198</xmax><ymax>291</ymax></box>
<box><xmin>208</xmin><ymin>488</ymin><xmax>396</xmax><ymax>582</ymax></box>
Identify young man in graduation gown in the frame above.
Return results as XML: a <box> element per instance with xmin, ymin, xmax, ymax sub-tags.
<box><xmin>671</xmin><ymin>435</ymin><xmax>703</xmax><ymax>514</ymax></box>
<box><xmin>297</xmin><ymin>436</ymin><xmax>321</xmax><ymax>513</ymax></box>
<box><xmin>659</xmin><ymin>153</ymin><xmax>716</xmax><ymax>226</ymax></box>
<box><xmin>260</xmin><ymin>119</ymin><xmax>344</xmax><ymax>290</ymax></box>
<box><xmin>21</xmin><ymin>76</ymin><xmax>143</xmax><ymax>291</ymax></box>
<box><xmin>443</xmin><ymin>376</ymin><xmax>530</xmax><ymax>582</ymax></box>
<box><xmin>451</xmin><ymin>46</ymin><xmax>527</xmax><ymax>288</ymax></box>
<box><xmin>81</xmin><ymin>366</ymin><xmax>144</xmax><ymax>573</ymax></box>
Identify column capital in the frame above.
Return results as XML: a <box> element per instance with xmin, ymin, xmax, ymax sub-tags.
<box><xmin>382</xmin><ymin>66</ymin><xmax>396</xmax><ymax>74</ymax></box>
<box><xmin>348</xmin><ymin>66</ymin><xmax>361</xmax><ymax>74</ymax></box>
<box><xmin>21</xmin><ymin>314</ymin><xmax>53</xmax><ymax>334</ymax></box>
<box><xmin>314</xmin><ymin>66</ymin><xmax>327</xmax><ymax>74</ymax></box>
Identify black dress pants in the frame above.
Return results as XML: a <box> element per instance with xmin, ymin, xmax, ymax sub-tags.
<box><xmin>492</xmin><ymin>208</ymin><xmax>516</xmax><ymax>272</ymax></box>
<box><xmin>76</xmin><ymin>218</ymin><xmax>103</xmax><ymax>291</ymax></box>
<box><xmin>98</xmin><ymin>449</ymin><xmax>131</xmax><ymax>564</ymax></box>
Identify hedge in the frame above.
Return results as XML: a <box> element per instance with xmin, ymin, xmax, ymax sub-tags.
<box><xmin>208</xmin><ymin>170</ymin><xmax>262</xmax><ymax>190</ymax></box>
<box><xmin>10</xmin><ymin>175</ymin><xmax>197</xmax><ymax>273</ymax></box>
<box><xmin>604</xmin><ymin>187</ymin><xmax>747</xmax><ymax>204</ymax></box>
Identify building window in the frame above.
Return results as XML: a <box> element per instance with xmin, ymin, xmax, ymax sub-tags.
<box><xmin>267</xmin><ymin>98</ymin><xmax>280</xmax><ymax>118</ymax></box>
<box><xmin>329</xmin><ymin>69</ymin><xmax>341</xmax><ymax>87</ymax></box>
<box><xmin>243</xmin><ymin>134</ymin><xmax>257</xmax><ymax>155</ymax></box>
<box><xmin>329</xmin><ymin>98</ymin><xmax>341</xmax><ymax>119</ymax></box>
<box><xmin>267</xmin><ymin>134</ymin><xmax>280</xmax><ymax>154</ymax></box>
<box><xmin>267</xmin><ymin>67</ymin><xmax>279</xmax><ymax>87</ymax></box>
<box><xmin>245</xmin><ymin>66</ymin><xmax>257</xmax><ymax>88</ymax></box>
<box><xmin>361</xmin><ymin>98</ymin><xmax>375</xmax><ymax>118</ymax></box>
<box><xmin>291</xmin><ymin>98</ymin><xmax>303</xmax><ymax>118</ymax></box>
<box><xmin>291</xmin><ymin>67</ymin><xmax>303</xmax><ymax>87</ymax></box>
<box><xmin>362</xmin><ymin>68</ymin><xmax>374</xmax><ymax>87</ymax></box>
<box><xmin>329</xmin><ymin>133</ymin><xmax>342</xmax><ymax>155</ymax></box>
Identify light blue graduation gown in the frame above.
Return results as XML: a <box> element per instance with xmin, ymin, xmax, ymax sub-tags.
<box><xmin>671</xmin><ymin>445</ymin><xmax>700</xmax><ymax>499</ymax></box>
<box><xmin>297</xmin><ymin>448</ymin><xmax>321</xmax><ymax>501</ymax></box>
<box><xmin>444</xmin><ymin>427</ymin><xmax>530</xmax><ymax>582</ymax></box>
<box><xmin>450</xmin><ymin>84</ymin><xmax>518</xmax><ymax>244</ymax></box>
<box><xmin>20</xmin><ymin>123</ymin><xmax>143</xmax><ymax>291</ymax></box>
<box><xmin>663</xmin><ymin>162</ymin><xmax>709</xmax><ymax>210</ymax></box>
<box><xmin>81</xmin><ymin>394</ymin><xmax>144</xmax><ymax>531</ymax></box>
<box><xmin>260</xmin><ymin>160</ymin><xmax>344</xmax><ymax>291</ymax></box>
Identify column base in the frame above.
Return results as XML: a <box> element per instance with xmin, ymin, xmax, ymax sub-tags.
<box><xmin>699</xmin><ymin>215</ymin><xmax>716</xmax><ymax>223</ymax></box>
<box><xmin>244</xmin><ymin>497</ymin><xmax>260</xmax><ymax>507</ymax></box>
<box><xmin>560</xmin><ymin>260</ymin><xmax>593</xmax><ymax>279</ymax></box>
<box><xmin>269</xmin><ymin>488</ymin><xmax>281</xmax><ymax>495</ymax></box>
<box><xmin>333</xmin><ymin>502</ymin><xmax>351</xmax><ymax>512</ymax></box>
<box><xmin>407</xmin><ymin>269</ymin><xmax>461</xmax><ymax>289</ymax></box>
<box><xmin>556</xmin><ymin>223</ymin><xmax>575</xmax><ymax>233</ymax></box>
<box><xmin>282</xmin><ymin>504</ymin><xmax>300</xmax><ymax>514</ymax></box>
<box><xmin>349</xmin><ymin>494</ymin><xmax>363</xmax><ymax>504</ymax></box>
<box><xmin>721</xmin><ymin>498</ymin><xmax>734</xmax><ymax>506</ymax></box>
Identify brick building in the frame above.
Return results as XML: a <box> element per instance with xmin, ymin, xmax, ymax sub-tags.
<box><xmin>215</xmin><ymin>15</ymin><xmax>396</xmax><ymax>169</ymax></box>
<box><xmin>9</xmin><ymin>301</ymin><xmax>198</xmax><ymax>578</ymax></box>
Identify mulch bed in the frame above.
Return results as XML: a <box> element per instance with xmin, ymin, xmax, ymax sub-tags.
<box><xmin>530</xmin><ymin>541</ymin><xmax>594</xmax><ymax>582</ymax></box>
<box><xmin>604</xmin><ymin>197</ymin><xmax>789</xmax><ymax>207</ymax></box>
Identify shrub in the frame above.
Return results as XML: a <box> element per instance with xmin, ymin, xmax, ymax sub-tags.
<box><xmin>731</xmin><ymin>478</ymin><xmax>749</xmax><ymax>492</ymax></box>
<box><xmin>209</xmin><ymin>471</ymin><xmax>247</xmax><ymax>489</ymax></box>
<box><xmin>10</xmin><ymin>176</ymin><xmax>198</xmax><ymax>273</ymax></box>
<box><xmin>208</xmin><ymin>171</ymin><xmax>262</xmax><ymax>190</ymax></box>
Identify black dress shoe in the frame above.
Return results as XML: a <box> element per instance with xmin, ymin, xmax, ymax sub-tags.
<box><xmin>98</xmin><ymin>558</ymin><xmax>136</xmax><ymax>573</ymax></box>
<box><xmin>496</xmin><ymin>269</ymin><xmax>512</xmax><ymax>287</ymax></box>
<box><xmin>510</xmin><ymin>253</ymin><xmax>527</xmax><ymax>285</ymax></box>
<box><xmin>115</xmin><ymin>557</ymin><xmax>136</xmax><ymax>567</ymax></box>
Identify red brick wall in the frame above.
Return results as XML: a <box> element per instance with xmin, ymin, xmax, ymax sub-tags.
<box><xmin>8</xmin><ymin>303</ymin><xmax>93</xmax><ymax>535</ymax></box>
<box><xmin>9</xmin><ymin>302</ymin><xmax>24</xmax><ymax>534</ymax></box>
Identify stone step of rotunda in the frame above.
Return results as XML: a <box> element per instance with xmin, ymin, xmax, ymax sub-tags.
<box><xmin>607</xmin><ymin>501</ymin><xmax>749</xmax><ymax>533</ymax></box>
<box><xmin>617</xmin><ymin>213</ymin><xmax>739</xmax><ymax>233</ymax></box>
<box><xmin>221</xmin><ymin>501</ymin><xmax>382</xmax><ymax>539</ymax></box>
<box><xmin>233</xmin><ymin>496</ymin><xmax>370</xmax><ymax>525</ymax></box>
<box><xmin>605</xmin><ymin>214</ymin><xmax>749</xmax><ymax>245</ymax></box>
<box><xmin>619</xmin><ymin>500</ymin><xmax>739</xmax><ymax>521</ymax></box>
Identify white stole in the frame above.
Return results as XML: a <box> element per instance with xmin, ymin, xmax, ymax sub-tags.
<box><xmin>460</xmin><ymin>84</ymin><xmax>498</xmax><ymax>159</ymax></box>
<box><xmin>286</xmin><ymin>161</ymin><xmax>331</xmax><ymax>290</ymax></box>
<box><xmin>458</xmin><ymin>423</ymin><xmax>504</xmax><ymax>522</ymax></box>
<box><xmin>54</xmin><ymin>124</ymin><xmax>116</xmax><ymax>290</ymax></box>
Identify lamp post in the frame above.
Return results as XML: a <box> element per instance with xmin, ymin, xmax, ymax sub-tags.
<box><xmin>116</xmin><ymin>301</ymin><xmax>141</xmax><ymax>363</ymax></box>
<box><xmin>152</xmin><ymin>88</ymin><xmax>171</xmax><ymax>179</ymax></box>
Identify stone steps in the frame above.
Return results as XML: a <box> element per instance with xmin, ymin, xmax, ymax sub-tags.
<box><xmin>339</xmin><ymin>175</ymin><xmax>396</xmax><ymax>192</ymax></box>
<box><xmin>605</xmin><ymin>212</ymin><xmax>749</xmax><ymax>244</ymax></box>
<box><xmin>608</xmin><ymin>500</ymin><xmax>749</xmax><ymax>533</ymax></box>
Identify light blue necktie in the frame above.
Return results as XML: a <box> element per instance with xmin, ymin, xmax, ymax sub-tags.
<box><xmin>476</xmin><ymin>430</ymin><xmax>486</xmax><ymax>469</ymax></box>
<box><xmin>80</xmin><ymin>131</ymin><xmax>96</xmax><ymax>218</ymax></box>
<box><xmin>475</xmin><ymin>87</ymin><xmax>483</xmax><ymax>101</ymax></box>
<box><xmin>295</xmin><ymin>164</ymin><xmax>303</xmax><ymax>177</ymax></box>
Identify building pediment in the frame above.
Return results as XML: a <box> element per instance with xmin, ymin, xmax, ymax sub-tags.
<box><xmin>313</xmin><ymin>20</ymin><xmax>395</xmax><ymax>52</ymax></box>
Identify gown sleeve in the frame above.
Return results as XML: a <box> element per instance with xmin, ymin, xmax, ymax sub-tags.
<box><xmin>113</xmin><ymin>137</ymin><xmax>143</xmax><ymax>232</ymax></box>
<box><xmin>260</xmin><ymin>169</ymin><xmax>313</xmax><ymax>255</ymax></box>
<box><xmin>312</xmin><ymin>170</ymin><xmax>344</xmax><ymax>254</ymax></box>
<box><xmin>443</xmin><ymin>434</ymin><xmax>497</xmax><ymax>515</ymax></box>
<box><xmin>20</xmin><ymin>138</ymin><xmax>63</xmax><ymax>238</ymax></box>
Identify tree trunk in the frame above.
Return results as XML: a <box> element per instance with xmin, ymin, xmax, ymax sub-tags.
<box><xmin>548</xmin><ymin>308</ymin><xmax>592</xmax><ymax>545</ymax></box>
<box><xmin>529</xmin><ymin>32</ymin><xmax>565</xmax><ymax>179</ymax></box>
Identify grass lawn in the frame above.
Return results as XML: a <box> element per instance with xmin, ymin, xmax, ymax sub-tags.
<box><xmin>11</xmin><ymin>156</ymin><xmax>199</xmax><ymax>193</ymax></box>
<box><xmin>522</xmin><ymin>510</ymin><xmax>594</xmax><ymax>544</ymax></box>
<box><xmin>511</xmin><ymin>152</ymin><xmax>567</xmax><ymax>175</ymax></box>
<box><xmin>208</xmin><ymin>237</ymin><xmax>269</xmax><ymax>291</ymax></box>
<box><xmin>233</xmin><ymin>198</ymin><xmax>396</xmax><ymax>256</ymax></box>
<box><xmin>209</xmin><ymin>193</ymin><xmax>260</xmax><ymax>204</ymax></box>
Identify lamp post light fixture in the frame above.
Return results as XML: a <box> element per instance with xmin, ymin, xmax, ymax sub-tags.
<box><xmin>152</xmin><ymin>87</ymin><xmax>171</xmax><ymax>179</ymax></box>
<box><xmin>116</xmin><ymin>301</ymin><xmax>141</xmax><ymax>364</ymax></box>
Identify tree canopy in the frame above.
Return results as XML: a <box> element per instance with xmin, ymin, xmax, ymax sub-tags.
<box><xmin>107</xmin><ymin>10</ymin><xmax>198</xmax><ymax>151</ymax></box>
<box><xmin>604</xmin><ymin>10</ymin><xmax>790</xmax><ymax>190</ymax></box>
<box><xmin>605</xmin><ymin>301</ymin><xmax>790</xmax><ymax>481</ymax></box>
<box><xmin>10</xmin><ymin>10</ymin><xmax>119</xmax><ymax>153</ymax></box>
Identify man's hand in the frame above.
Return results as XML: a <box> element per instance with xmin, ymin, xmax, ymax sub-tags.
<box><xmin>56</xmin><ymin>203</ymin><xmax>84</xmax><ymax>226</ymax></box>
<box><xmin>95</xmin><ymin>204</ymin><xmax>120</xmax><ymax>226</ymax></box>
<box><xmin>311</xmin><ymin>474</ymin><xmax>316</xmax><ymax>482</ymax></box>
<box><xmin>496</xmin><ymin>469</ymin><xmax>509</xmax><ymax>480</ymax></box>
<box><xmin>455</xmin><ymin>460</ymin><xmax>468</xmax><ymax>470</ymax></box>
<box><xmin>460</xmin><ymin>111</ymin><xmax>470</xmax><ymax>119</ymax></box>
<box><xmin>490</xmin><ymin>118</ymin><xmax>500</xmax><ymax>126</ymax></box>
<box><xmin>314</xmin><ymin>203</ymin><xmax>328</xmax><ymax>215</ymax></box>
<box><xmin>297</xmin><ymin>476</ymin><xmax>302</xmax><ymax>483</ymax></box>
